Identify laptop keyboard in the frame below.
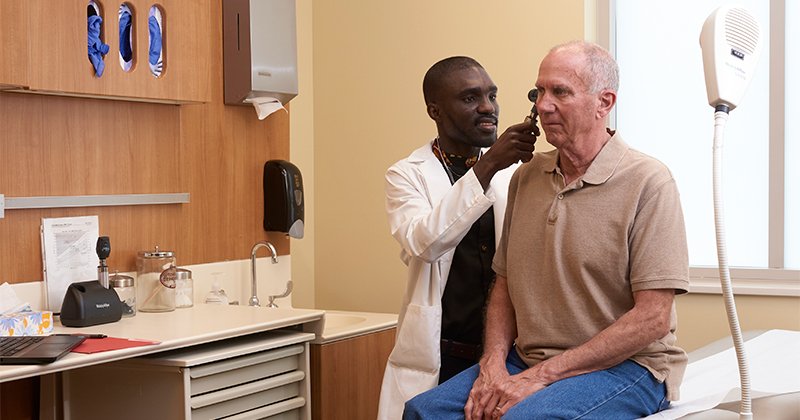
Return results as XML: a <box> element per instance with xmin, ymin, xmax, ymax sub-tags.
<box><xmin>0</xmin><ymin>336</ymin><xmax>45</xmax><ymax>356</ymax></box>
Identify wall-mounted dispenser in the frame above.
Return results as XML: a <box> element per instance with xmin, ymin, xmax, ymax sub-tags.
<box><xmin>223</xmin><ymin>0</ymin><xmax>298</xmax><ymax>107</ymax></box>
<box><xmin>264</xmin><ymin>160</ymin><xmax>304</xmax><ymax>239</ymax></box>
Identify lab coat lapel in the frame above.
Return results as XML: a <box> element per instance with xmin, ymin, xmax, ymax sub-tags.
<box><xmin>421</xmin><ymin>158</ymin><xmax>451</xmax><ymax>206</ymax></box>
<box><xmin>409</xmin><ymin>141</ymin><xmax>451</xmax><ymax>206</ymax></box>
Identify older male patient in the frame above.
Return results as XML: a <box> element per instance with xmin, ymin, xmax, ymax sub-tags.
<box><xmin>403</xmin><ymin>41</ymin><xmax>690</xmax><ymax>420</ymax></box>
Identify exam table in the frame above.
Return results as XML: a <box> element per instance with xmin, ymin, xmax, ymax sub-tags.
<box><xmin>643</xmin><ymin>330</ymin><xmax>800</xmax><ymax>419</ymax></box>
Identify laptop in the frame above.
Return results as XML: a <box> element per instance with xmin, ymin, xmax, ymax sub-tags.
<box><xmin>0</xmin><ymin>335</ymin><xmax>86</xmax><ymax>365</ymax></box>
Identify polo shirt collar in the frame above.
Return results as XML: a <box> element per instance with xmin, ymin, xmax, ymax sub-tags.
<box><xmin>582</xmin><ymin>129</ymin><xmax>627</xmax><ymax>185</ymax></box>
<box><xmin>544</xmin><ymin>129</ymin><xmax>628</xmax><ymax>186</ymax></box>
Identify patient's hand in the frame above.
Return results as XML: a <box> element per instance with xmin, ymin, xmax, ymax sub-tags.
<box><xmin>465</xmin><ymin>357</ymin><xmax>550</xmax><ymax>419</ymax></box>
<box><xmin>490</xmin><ymin>365</ymin><xmax>549</xmax><ymax>418</ymax></box>
<box><xmin>464</xmin><ymin>352</ymin><xmax>513</xmax><ymax>420</ymax></box>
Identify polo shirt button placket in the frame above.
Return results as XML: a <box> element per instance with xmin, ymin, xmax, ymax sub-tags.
<box><xmin>548</xmin><ymin>192</ymin><xmax>565</xmax><ymax>224</ymax></box>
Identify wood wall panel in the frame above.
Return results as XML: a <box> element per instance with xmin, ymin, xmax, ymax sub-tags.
<box><xmin>0</xmin><ymin>0</ymin><xmax>290</xmax><ymax>285</ymax></box>
<box><xmin>1</xmin><ymin>93</ymin><xmax>180</xmax><ymax>197</ymax></box>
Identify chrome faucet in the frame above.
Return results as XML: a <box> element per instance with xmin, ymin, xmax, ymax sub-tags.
<box><xmin>250</xmin><ymin>241</ymin><xmax>278</xmax><ymax>307</ymax></box>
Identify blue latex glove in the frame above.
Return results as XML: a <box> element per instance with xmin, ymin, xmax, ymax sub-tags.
<box><xmin>119</xmin><ymin>11</ymin><xmax>132</xmax><ymax>62</ymax></box>
<box><xmin>149</xmin><ymin>15</ymin><xmax>162</xmax><ymax>67</ymax></box>
<box><xmin>87</xmin><ymin>15</ymin><xmax>110</xmax><ymax>77</ymax></box>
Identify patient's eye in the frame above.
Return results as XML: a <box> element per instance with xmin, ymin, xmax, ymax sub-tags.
<box><xmin>553</xmin><ymin>85</ymin><xmax>574</xmax><ymax>97</ymax></box>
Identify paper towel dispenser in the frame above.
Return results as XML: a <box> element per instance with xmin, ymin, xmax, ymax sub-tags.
<box><xmin>223</xmin><ymin>0</ymin><xmax>298</xmax><ymax>106</ymax></box>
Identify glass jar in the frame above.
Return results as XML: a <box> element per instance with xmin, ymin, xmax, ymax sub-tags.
<box><xmin>175</xmin><ymin>268</ymin><xmax>193</xmax><ymax>308</ymax></box>
<box><xmin>110</xmin><ymin>271</ymin><xmax>136</xmax><ymax>317</ymax></box>
<box><xmin>136</xmin><ymin>246</ymin><xmax>176</xmax><ymax>312</ymax></box>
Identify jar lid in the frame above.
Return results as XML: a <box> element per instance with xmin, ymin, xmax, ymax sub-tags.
<box><xmin>110</xmin><ymin>271</ymin><xmax>134</xmax><ymax>288</ymax></box>
<box><xmin>176</xmin><ymin>268</ymin><xmax>192</xmax><ymax>279</ymax></box>
<box><xmin>138</xmin><ymin>245</ymin><xmax>174</xmax><ymax>258</ymax></box>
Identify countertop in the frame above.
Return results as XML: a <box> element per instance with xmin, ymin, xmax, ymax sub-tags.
<box><xmin>0</xmin><ymin>304</ymin><xmax>325</xmax><ymax>383</ymax></box>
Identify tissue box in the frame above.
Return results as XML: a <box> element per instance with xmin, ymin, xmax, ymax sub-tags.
<box><xmin>0</xmin><ymin>311</ymin><xmax>53</xmax><ymax>336</ymax></box>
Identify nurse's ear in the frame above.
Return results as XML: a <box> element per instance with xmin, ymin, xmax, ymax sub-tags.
<box><xmin>427</xmin><ymin>102</ymin><xmax>442</xmax><ymax>122</ymax></box>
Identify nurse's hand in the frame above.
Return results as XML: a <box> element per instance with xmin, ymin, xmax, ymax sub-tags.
<box><xmin>489</xmin><ymin>119</ymin><xmax>540</xmax><ymax>164</ymax></box>
<box><xmin>464</xmin><ymin>352</ymin><xmax>510</xmax><ymax>420</ymax></box>
<box><xmin>473</xmin><ymin>120</ymin><xmax>538</xmax><ymax>191</ymax></box>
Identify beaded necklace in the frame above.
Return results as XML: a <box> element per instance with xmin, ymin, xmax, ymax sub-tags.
<box><xmin>432</xmin><ymin>137</ymin><xmax>481</xmax><ymax>185</ymax></box>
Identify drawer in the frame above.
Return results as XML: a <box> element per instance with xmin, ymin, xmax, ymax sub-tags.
<box><xmin>191</xmin><ymin>370</ymin><xmax>305</xmax><ymax>420</ymax></box>
<box><xmin>224</xmin><ymin>397</ymin><xmax>304</xmax><ymax>420</ymax></box>
<box><xmin>190</xmin><ymin>344</ymin><xmax>304</xmax><ymax>396</ymax></box>
<box><xmin>62</xmin><ymin>331</ymin><xmax>314</xmax><ymax>420</ymax></box>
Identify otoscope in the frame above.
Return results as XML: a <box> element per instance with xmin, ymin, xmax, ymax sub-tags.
<box><xmin>525</xmin><ymin>89</ymin><xmax>539</xmax><ymax>125</ymax></box>
<box><xmin>524</xmin><ymin>89</ymin><xmax>539</xmax><ymax>153</ymax></box>
<box><xmin>96</xmin><ymin>236</ymin><xmax>111</xmax><ymax>288</ymax></box>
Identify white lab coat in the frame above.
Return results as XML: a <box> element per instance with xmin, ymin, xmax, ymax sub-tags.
<box><xmin>377</xmin><ymin>140</ymin><xmax>516</xmax><ymax>420</ymax></box>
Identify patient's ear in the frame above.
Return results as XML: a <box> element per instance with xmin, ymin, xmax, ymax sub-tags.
<box><xmin>597</xmin><ymin>89</ymin><xmax>617</xmax><ymax>119</ymax></box>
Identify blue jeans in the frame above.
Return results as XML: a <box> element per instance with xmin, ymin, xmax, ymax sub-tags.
<box><xmin>404</xmin><ymin>348</ymin><xmax>669</xmax><ymax>419</ymax></box>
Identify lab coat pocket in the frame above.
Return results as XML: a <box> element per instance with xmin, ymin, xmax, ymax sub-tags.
<box><xmin>388</xmin><ymin>304</ymin><xmax>441</xmax><ymax>373</ymax></box>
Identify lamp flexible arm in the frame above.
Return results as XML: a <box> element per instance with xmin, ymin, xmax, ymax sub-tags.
<box><xmin>712</xmin><ymin>108</ymin><xmax>752</xmax><ymax>420</ymax></box>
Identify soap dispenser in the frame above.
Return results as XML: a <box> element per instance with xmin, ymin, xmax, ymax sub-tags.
<box><xmin>204</xmin><ymin>282</ymin><xmax>229</xmax><ymax>305</ymax></box>
<box><xmin>263</xmin><ymin>160</ymin><xmax>304</xmax><ymax>239</ymax></box>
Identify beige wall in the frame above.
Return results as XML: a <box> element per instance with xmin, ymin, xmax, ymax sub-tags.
<box><xmin>289</xmin><ymin>0</ymin><xmax>315</xmax><ymax>310</ymax></box>
<box><xmin>676</xmin><ymin>294</ymin><xmax>800</xmax><ymax>352</ymax></box>
<box><xmin>291</xmin><ymin>0</ymin><xmax>800</xmax><ymax>353</ymax></box>
<box><xmin>306</xmin><ymin>0</ymin><xmax>584</xmax><ymax>313</ymax></box>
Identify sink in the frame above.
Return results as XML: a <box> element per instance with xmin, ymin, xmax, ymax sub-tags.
<box><xmin>324</xmin><ymin>314</ymin><xmax>367</xmax><ymax>329</ymax></box>
<box><xmin>312</xmin><ymin>310</ymin><xmax>398</xmax><ymax>344</ymax></box>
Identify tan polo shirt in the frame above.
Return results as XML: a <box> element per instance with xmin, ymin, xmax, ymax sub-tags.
<box><xmin>492</xmin><ymin>131</ymin><xmax>689</xmax><ymax>401</ymax></box>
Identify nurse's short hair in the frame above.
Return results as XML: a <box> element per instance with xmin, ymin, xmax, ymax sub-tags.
<box><xmin>423</xmin><ymin>56</ymin><xmax>484</xmax><ymax>105</ymax></box>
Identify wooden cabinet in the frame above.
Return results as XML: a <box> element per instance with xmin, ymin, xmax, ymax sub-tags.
<box><xmin>310</xmin><ymin>328</ymin><xmax>396</xmax><ymax>420</ymax></box>
<box><xmin>3</xmin><ymin>0</ymin><xmax>212</xmax><ymax>103</ymax></box>
<box><xmin>0</xmin><ymin>1</ymin><xmax>30</xmax><ymax>88</ymax></box>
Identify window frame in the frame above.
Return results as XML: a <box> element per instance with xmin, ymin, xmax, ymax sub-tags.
<box><xmin>596</xmin><ymin>0</ymin><xmax>799</xmax><ymax>297</ymax></box>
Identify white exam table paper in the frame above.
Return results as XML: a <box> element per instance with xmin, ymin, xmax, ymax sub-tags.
<box><xmin>643</xmin><ymin>329</ymin><xmax>800</xmax><ymax>419</ymax></box>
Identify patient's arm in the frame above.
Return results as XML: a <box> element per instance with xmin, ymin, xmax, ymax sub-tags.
<box><xmin>478</xmin><ymin>288</ymin><xmax>676</xmax><ymax>418</ymax></box>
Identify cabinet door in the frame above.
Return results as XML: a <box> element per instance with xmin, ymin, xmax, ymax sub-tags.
<box><xmin>0</xmin><ymin>1</ymin><xmax>30</xmax><ymax>87</ymax></box>
<box><xmin>310</xmin><ymin>328</ymin><xmax>396</xmax><ymax>420</ymax></box>
<box><xmin>28</xmin><ymin>0</ymin><xmax>212</xmax><ymax>103</ymax></box>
